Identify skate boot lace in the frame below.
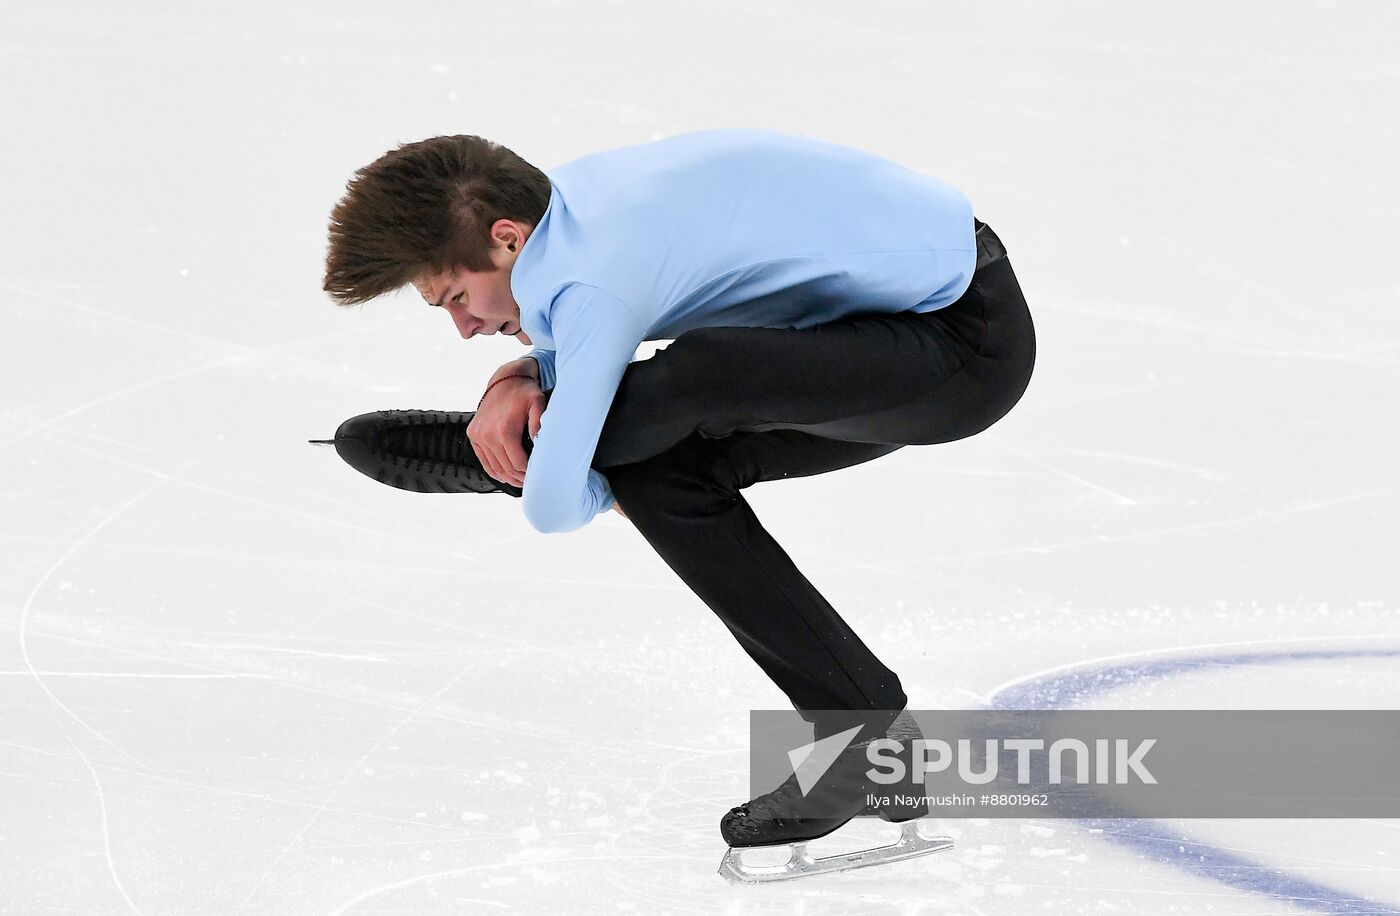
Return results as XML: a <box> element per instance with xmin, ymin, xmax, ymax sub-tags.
<box><xmin>377</xmin><ymin>414</ymin><xmax>471</xmax><ymax>471</ymax></box>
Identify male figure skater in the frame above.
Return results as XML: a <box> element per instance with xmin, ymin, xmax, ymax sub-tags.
<box><xmin>320</xmin><ymin>128</ymin><xmax>1035</xmax><ymax>879</ymax></box>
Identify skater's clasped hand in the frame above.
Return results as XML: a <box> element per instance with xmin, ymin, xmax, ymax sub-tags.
<box><xmin>469</xmin><ymin>373</ymin><xmax>545</xmax><ymax>489</ymax></box>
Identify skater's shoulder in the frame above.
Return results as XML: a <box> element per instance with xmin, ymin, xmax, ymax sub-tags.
<box><xmin>514</xmin><ymin>281</ymin><xmax>646</xmax><ymax>350</ymax></box>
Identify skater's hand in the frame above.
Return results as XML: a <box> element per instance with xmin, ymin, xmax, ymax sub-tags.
<box><xmin>469</xmin><ymin>375</ymin><xmax>544</xmax><ymax>489</ymax></box>
<box><xmin>611</xmin><ymin>502</ymin><xmax>628</xmax><ymax>520</ymax></box>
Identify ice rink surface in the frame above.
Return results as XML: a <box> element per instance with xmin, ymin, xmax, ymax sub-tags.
<box><xmin>2</xmin><ymin>1</ymin><xmax>1397</xmax><ymax>912</ymax></box>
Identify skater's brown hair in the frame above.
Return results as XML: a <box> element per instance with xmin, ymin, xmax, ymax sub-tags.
<box><xmin>323</xmin><ymin>135</ymin><xmax>551</xmax><ymax>305</ymax></box>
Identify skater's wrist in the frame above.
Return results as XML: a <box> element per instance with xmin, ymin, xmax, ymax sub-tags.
<box><xmin>499</xmin><ymin>356</ymin><xmax>541</xmax><ymax>383</ymax></box>
<box><xmin>481</xmin><ymin>358</ymin><xmax>541</xmax><ymax>399</ymax></box>
<box><xmin>488</xmin><ymin>357</ymin><xmax>540</xmax><ymax>384</ymax></box>
<box><xmin>477</xmin><ymin>372</ymin><xmax>536</xmax><ymax>408</ymax></box>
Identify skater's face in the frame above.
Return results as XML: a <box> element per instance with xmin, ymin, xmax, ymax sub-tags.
<box><xmin>412</xmin><ymin>219</ymin><xmax>533</xmax><ymax>346</ymax></box>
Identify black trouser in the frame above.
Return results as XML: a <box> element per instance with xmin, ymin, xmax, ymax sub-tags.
<box><xmin>559</xmin><ymin>220</ymin><xmax>1035</xmax><ymax>734</ymax></box>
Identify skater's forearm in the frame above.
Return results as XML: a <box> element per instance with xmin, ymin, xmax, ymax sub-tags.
<box><xmin>519</xmin><ymin>286</ymin><xmax>643</xmax><ymax>534</ymax></box>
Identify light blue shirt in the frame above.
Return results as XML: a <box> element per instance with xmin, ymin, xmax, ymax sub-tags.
<box><xmin>513</xmin><ymin>128</ymin><xmax>976</xmax><ymax>533</ymax></box>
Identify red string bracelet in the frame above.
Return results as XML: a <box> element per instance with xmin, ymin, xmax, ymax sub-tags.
<box><xmin>476</xmin><ymin>373</ymin><xmax>536</xmax><ymax>409</ymax></box>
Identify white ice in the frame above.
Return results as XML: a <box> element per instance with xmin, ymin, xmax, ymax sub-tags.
<box><xmin>1</xmin><ymin>2</ymin><xmax>1397</xmax><ymax>913</ymax></box>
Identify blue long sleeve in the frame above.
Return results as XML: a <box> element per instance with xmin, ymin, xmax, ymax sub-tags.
<box><xmin>523</xmin><ymin>347</ymin><xmax>556</xmax><ymax>391</ymax></box>
<box><xmin>520</xmin><ymin>284</ymin><xmax>647</xmax><ymax>534</ymax></box>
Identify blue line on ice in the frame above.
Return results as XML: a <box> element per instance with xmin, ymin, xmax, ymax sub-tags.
<box><xmin>989</xmin><ymin>647</ymin><xmax>1400</xmax><ymax>916</ymax></box>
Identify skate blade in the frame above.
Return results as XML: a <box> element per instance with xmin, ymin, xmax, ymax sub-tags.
<box><xmin>717</xmin><ymin>819</ymin><xmax>954</xmax><ymax>885</ymax></box>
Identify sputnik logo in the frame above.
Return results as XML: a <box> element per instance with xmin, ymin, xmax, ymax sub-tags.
<box><xmin>787</xmin><ymin>725</ymin><xmax>865</xmax><ymax>796</ymax></box>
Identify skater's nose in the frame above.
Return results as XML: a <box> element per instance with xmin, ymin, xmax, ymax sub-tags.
<box><xmin>447</xmin><ymin>305</ymin><xmax>481</xmax><ymax>339</ymax></box>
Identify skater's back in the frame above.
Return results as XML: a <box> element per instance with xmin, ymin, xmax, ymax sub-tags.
<box><xmin>513</xmin><ymin>128</ymin><xmax>977</xmax><ymax>346</ymax></box>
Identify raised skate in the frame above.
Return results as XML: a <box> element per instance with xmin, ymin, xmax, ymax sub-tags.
<box><xmin>312</xmin><ymin>409</ymin><xmax>532</xmax><ymax>496</ymax></box>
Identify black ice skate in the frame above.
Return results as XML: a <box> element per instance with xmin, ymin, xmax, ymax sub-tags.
<box><xmin>311</xmin><ymin>409</ymin><xmax>532</xmax><ymax>497</ymax></box>
<box><xmin>717</xmin><ymin>710</ymin><xmax>954</xmax><ymax>884</ymax></box>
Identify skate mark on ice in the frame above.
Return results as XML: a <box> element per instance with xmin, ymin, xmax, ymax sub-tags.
<box><xmin>16</xmin><ymin>480</ymin><xmax>171</xmax><ymax>912</ymax></box>
<box><xmin>881</xmin><ymin>481</ymin><xmax>1398</xmax><ymax>570</ymax></box>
